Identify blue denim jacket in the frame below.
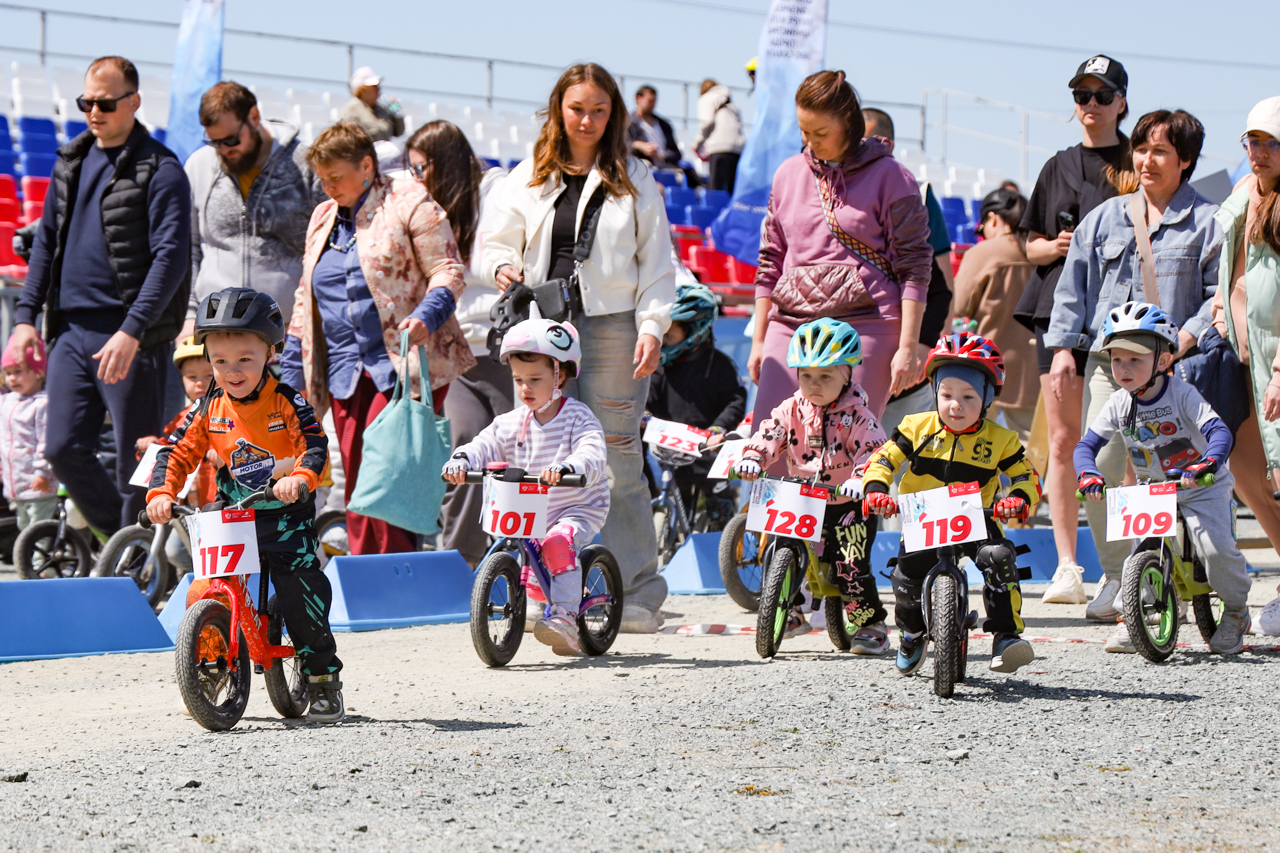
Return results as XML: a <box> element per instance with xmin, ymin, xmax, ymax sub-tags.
<box><xmin>1044</xmin><ymin>182</ymin><xmax>1222</xmax><ymax>352</ymax></box>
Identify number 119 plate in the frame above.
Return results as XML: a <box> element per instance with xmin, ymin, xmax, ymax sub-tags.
<box><xmin>899</xmin><ymin>482</ymin><xmax>987</xmax><ymax>553</ymax></box>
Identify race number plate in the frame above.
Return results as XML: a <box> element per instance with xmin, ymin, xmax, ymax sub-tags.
<box><xmin>482</xmin><ymin>479</ymin><xmax>549</xmax><ymax>539</ymax></box>
<box><xmin>745</xmin><ymin>479</ymin><xmax>826</xmax><ymax>543</ymax></box>
<box><xmin>1106</xmin><ymin>482</ymin><xmax>1177</xmax><ymax>541</ymax></box>
<box><xmin>642</xmin><ymin>418</ymin><xmax>711</xmax><ymax>456</ymax></box>
<box><xmin>128</xmin><ymin>443</ymin><xmax>198</xmax><ymax>498</ymax></box>
<box><xmin>899</xmin><ymin>482</ymin><xmax>987</xmax><ymax>553</ymax></box>
<box><xmin>707</xmin><ymin>439</ymin><xmax>749</xmax><ymax>480</ymax></box>
<box><xmin>192</xmin><ymin>509</ymin><xmax>260</xmax><ymax>579</ymax></box>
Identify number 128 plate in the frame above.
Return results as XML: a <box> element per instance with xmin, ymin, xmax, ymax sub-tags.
<box><xmin>899</xmin><ymin>482</ymin><xmax>987</xmax><ymax>553</ymax></box>
<box><xmin>745</xmin><ymin>479</ymin><xmax>827</xmax><ymax>542</ymax></box>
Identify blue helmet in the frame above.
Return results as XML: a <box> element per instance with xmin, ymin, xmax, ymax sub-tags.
<box><xmin>1100</xmin><ymin>301</ymin><xmax>1179</xmax><ymax>353</ymax></box>
<box><xmin>660</xmin><ymin>284</ymin><xmax>718</xmax><ymax>367</ymax></box>
<box><xmin>786</xmin><ymin>318</ymin><xmax>863</xmax><ymax>369</ymax></box>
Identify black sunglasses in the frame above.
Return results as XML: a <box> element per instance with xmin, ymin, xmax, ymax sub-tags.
<box><xmin>203</xmin><ymin>120</ymin><xmax>247</xmax><ymax>149</ymax></box>
<box><xmin>1072</xmin><ymin>88</ymin><xmax>1119</xmax><ymax>107</ymax></box>
<box><xmin>75</xmin><ymin>92</ymin><xmax>136</xmax><ymax>113</ymax></box>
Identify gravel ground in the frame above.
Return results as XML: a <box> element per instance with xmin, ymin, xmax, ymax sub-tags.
<box><xmin>2</xmin><ymin>549</ymin><xmax>1280</xmax><ymax>852</ymax></box>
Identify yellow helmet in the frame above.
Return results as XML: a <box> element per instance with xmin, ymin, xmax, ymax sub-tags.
<box><xmin>745</xmin><ymin>56</ymin><xmax>758</xmax><ymax>72</ymax></box>
<box><xmin>173</xmin><ymin>336</ymin><xmax>206</xmax><ymax>367</ymax></box>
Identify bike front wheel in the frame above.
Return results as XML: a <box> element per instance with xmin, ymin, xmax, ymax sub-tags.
<box><xmin>175</xmin><ymin>599</ymin><xmax>251</xmax><ymax>731</ymax></box>
<box><xmin>1121</xmin><ymin>550</ymin><xmax>1179</xmax><ymax>662</ymax></box>
<box><xmin>470</xmin><ymin>550</ymin><xmax>527</xmax><ymax>667</ymax></box>
<box><xmin>718</xmin><ymin>512</ymin><xmax>765</xmax><ymax>612</ymax></box>
<box><xmin>756</xmin><ymin>545</ymin><xmax>799</xmax><ymax>659</ymax></box>
<box><xmin>931</xmin><ymin>573</ymin><xmax>962</xmax><ymax>698</ymax></box>
<box><xmin>263</xmin><ymin>595</ymin><xmax>309</xmax><ymax>719</ymax></box>
<box><xmin>15</xmin><ymin>521</ymin><xmax>92</xmax><ymax>579</ymax></box>
<box><xmin>93</xmin><ymin>524</ymin><xmax>169</xmax><ymax>611</ymax></box>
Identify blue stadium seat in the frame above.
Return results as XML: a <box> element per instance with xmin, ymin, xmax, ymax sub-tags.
<box><xmin>652</xmin><ymin>169</ymin><xmax>681</xmax><ymax>190</ymax></box>
<box><xmin>700</xmin><ymin>189</ymin><xmax>730</xmax><ymax>211</ymax></box>
<box><xmin>0</xmin><ymin>155</ymin><xmax>14</xmax><ymax>177</ymax></box>
<box><xmin>480</xmin><ymin>157</ymin><xmax>501</xmax><ymax>170</ymax></box>
<box><xmin>19</xmin><ymin>153</ymin><xmax>56</xmax><ymax>177</ymax></box>
<box><xmin>969</xmin><ymin>198</ymin><xmax>983</xmax><ymax>224</ymax></box>
<box><xmin>667</xmin><ymin>186</ymin><xmax>696</xmax><ymax>208</ymax></box>
<box><xmin>951</xmin><ymin>223</ymin><xmax>976</xmax><ymax>245</ymax></box>
<box><xmin>686</xmin><ymin>205</ymin><xmax>718</xmax><ymax>230</ymax></box>
<box><xmin>666</xmin><ymin>203</ymin><xmax>687</xmax><ymax>226</ymax></box>
<box><xmin>64</xmin><ymin>120</ymin><xmax>88</xmax><ymax>139</ymax></box>
<box><xmin>153</xmin><ymin>128</ymin><xmax>166</xmax><ymax>145</ymax></box>
<box><xmin>18</xmin><ymin>134</ymin><xmax>58</xmax><ymax>155</ymax></box>
<box><xmin>17</xmin><ymin>117</ymin><xmax>57</xmax><ymax>138</ymax></box>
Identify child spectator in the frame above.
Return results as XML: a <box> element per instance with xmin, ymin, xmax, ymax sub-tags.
<box><xmin>135</xmin><ymin>338</ymin><xmax>219</xmax><ymax>507</ymax></box>
<box><xmin>646</xmin><ymin>284</ymin><xmax>746</xmax><ymax>529</ymax></box>
<box><xmin>1075</xmin><ymin>302</ymin><xmax>1250</xmax><ymax>654</ymax></box>
<box><xmin>443</xmin><ymin>316</ymin><xmax>608</xmax><ymax>657</ymax></box>
<box><xmin>734</xmin><ymin>319</ymin><xmax>890</xmax><ymax>653</ymax></box>
<box><xmin>0</xmin><ymin>335</ymin><xmax>57</xmax><ymax>539</ymax></box>
<box><xmin>864</xmin><ymin>333</ymin><xmax>1041</xmax><ymax>676</ymax></box>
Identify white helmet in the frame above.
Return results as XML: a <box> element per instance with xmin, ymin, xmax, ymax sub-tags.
<box><xmin>499</xmin><ymin>317</ymin><xmax>582</xmax><ymax>376</ymax></box>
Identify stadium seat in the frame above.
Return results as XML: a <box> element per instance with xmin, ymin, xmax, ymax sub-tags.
<box><xmin>480</xmin><ymin>157</ymin><xmax>501</xmax><ymax>170</ymax></box>
<box><xmin>0</xmin><ymin>198</ymin><xmax>18</xmax><ymax>225</ymax></box>
<box><xmin>969</xmin><ymin>198</ymin><xmax>983</xmax><ymax>223</ymax></box>
<box><xmin>652</xmin><ymin>170</ymin><xmax>681</xmax><ymax>190</ymax></box>
<box><xmin>19</xmin><ymin>153</ymin><xmax>55</xmax><ymax>177</ymax></box>
<box><xmin>688</xmin><ymin>246</ymin><xmax>730</xmax><ymax>283</ymax></box>
<box><xmin>21</xmin><ymin>176</ymin><xmax>47</xmax><ymax>203</ymax></box>
<box><xmin>17</xmin><ymin>116</ymin><xmax>57</xmax><ymax>138</ymax></box>
<box><xmin>700</xmin><ymin>189</ymin><xmax>730</xmax><ymax>211</ymax></box>
<box><xmin>951</xmin><ymin>223</ymin><xmax>976</xmax><ymax>245</ymax></box>
<box><xmin>0</xmin><ymin>175</ymin><xmax>16</xmax><ymax>201</ymax></box>
<box><xmin>667</xmin><ymin>186</ymin><xmax>696</xmax><ymax>208</ymax></box>
<box><xmin>728</xmin><ymin>257</ymin><xmax>757</xmax><ymax>286</ymax></box>
<box><xmin>64</xmin><ymin>120</ymin><xmax>87</xmax><ymax>139</ymax></box>
<box><xmin>153</xmin><ymin>128</ymin><xmax>166</xmax><ymax>145</ymax></box>
<box><xmin>22</xmin><ymin>200</ymin><xmax>42</xmax><ymax>223</ymax></box>
<box><xmin>0</xmin><ymin>223</ymin><xmax>24</xmax><ymax>266</ymax></box>
<box><xmin>685</xmin><ymin>205</ymin><xmax>718</xmax><ymax>231</ymax></box>
<box><xmin>670</xmin><ymin>224</ymin><xmax>703</xmax><ymax>263</ymax></box>
<box><xmin>0</xmin><ymin>157</ymin><xmax>15</xmax><ymax>177</ymax></box>
<box><xmin>18</xmin><ymin>134</ymin><xmax>57</xmax><ymax>155</ymax></box>
<box><xmin>665</xmin><ymin>203</ymin><xmax>686</xmax><ymax>226</ymax></box>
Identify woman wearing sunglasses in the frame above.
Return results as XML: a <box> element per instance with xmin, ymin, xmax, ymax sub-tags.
<box><xmin>404</xmin><ymin>121</ymin><xmax>515</xmax><ymax>568</ymax></box>
<box><xmin>1013</xmin><ymin>55</ymin><xmax>1135</xmax><ymax>609</ymax></box>
<box><xmin>1209</xmin><ymin>97</ymin><xmax>1280</xmax><ymax>560</ymax></box>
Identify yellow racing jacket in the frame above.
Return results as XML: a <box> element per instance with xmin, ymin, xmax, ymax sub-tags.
<box><xmin>863</xmin><ymin>412</ymin><xmax>1041</xmax><ymax>511</ymax></box>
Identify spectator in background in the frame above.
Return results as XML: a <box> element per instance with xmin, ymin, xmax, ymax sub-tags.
<box><xmin>629</xmin><ymin>85</ymin><xmax>699</xmax><ymax>188</ymax></box>
<box><xmin>954</xmin><ymin>189</ymin><xmax>1038</xmax><ymax>443</ymax></box>
<box><xmin>693</xmin><ymin>78</ymin><xmax>745</xmax><ymax>193</ymax></box>
<box><xmin>862</xmin><ymin>107</ymin><xmax>956</xmax><ymax>429</ymax></box>
<box><xmin>11</xmin><ymin>55</ymin><xmax>190</xmax><ymax>535</ymax></box>
<box><xmin>340</xmin><ymin>66</ymin><xmax>405</xmax><ymax>143</ymax></box>
<box><xmin>0</xmin><ymin>336</ymin><xmax>57</xmax><ymax>541</ymax></box>
<box><xmin>1014</xmin><ymin>55</ymin><xmax>1133</xmax><ymax>607</ymax></box>
<box><xmin>1000</xmin><ymin>180</ymin><xmax>1021</xmax><ymax>194</ymax></box>
<box><xmin>281</xmin><ymin>122</ymin><xmax>473</xmax><ymax>555</ymax></box>
<box><xmin>184</xmin><ymin>81</ymin><xmax>325</xmax><ymax>339</ymax></box>
<box><xmin>406</xmin><ymin>120</ymin><xmax>514</xmax><ymax>568</ymax></box>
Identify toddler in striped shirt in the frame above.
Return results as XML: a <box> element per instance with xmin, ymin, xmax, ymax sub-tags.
<box><xmin>443</xmin><ymin>316</ymin><xmax>608</xmax><ymax>656</ymax></box>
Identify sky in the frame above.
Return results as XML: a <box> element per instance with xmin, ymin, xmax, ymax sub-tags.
<box><xmin>0</xmin><ymin>0</ymin><xmax>1265</xmax><ymax>189</ymax></box>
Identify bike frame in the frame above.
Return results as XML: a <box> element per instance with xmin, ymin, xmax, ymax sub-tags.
<box><xmin>1130</xmin><ymin>507</ymin><xmax>1213</xmax><ymax>603</ymax></box>
<box><xmin>921</xmin><ymin>546</ymin><xmax>977</xmax><ymax>643</ymax></box>
<box><xmin>652</xmin><ymin>460</ymin><xmax>694</xmax><ymax>547</ymax></box>
<box><xmin>481</xmin><ymin>536</ymin><xmax>614</xmax><ymax>619</ymax></box>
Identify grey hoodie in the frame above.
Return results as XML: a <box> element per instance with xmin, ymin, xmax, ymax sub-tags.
<box><xmin>186</xmin><ymin>119</ymin><xmax>326</xmax><ymax>325</ymax></box>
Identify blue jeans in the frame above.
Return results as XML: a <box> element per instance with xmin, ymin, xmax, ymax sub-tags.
<box><xmin>567</xmin><ymin>312</ymin><xmax>665</xmax><ymax>610</ymax></box>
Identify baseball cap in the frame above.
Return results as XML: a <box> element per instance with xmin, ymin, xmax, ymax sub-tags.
<box><xmin>1245</xmin><ymin>96</ymin><xmax>1280</xmax><ymax>142</ymax></box>
<box><xmin>349</xmin><ymin>66</ymin><xmax>381</xmax><ymax>94</ymax></box>
<box><xmin>1068</xmin><ymin>55</ymin><xmax>1127</xmax><ymax>92</ymax></box>
<box><xmin>979</xmin><ymin>188</ymin><xmax>1021</xmax><ymax>225</ymax></box>
<box><xmin>1101</xmin><ymin>332</ymin><xmax>1161</xmax><ymax>355</ymax></box>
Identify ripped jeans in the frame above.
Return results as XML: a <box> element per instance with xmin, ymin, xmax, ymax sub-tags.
<box><xmin>566</xmin><ymin>311</ymin><xmax>666</xmax><ymax>610</ymax></box>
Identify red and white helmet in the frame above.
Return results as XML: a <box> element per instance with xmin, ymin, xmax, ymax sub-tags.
<box><xmin>499</xmin><ymin>318</ymin><xmax>582</xmax><ymax>376</ymax></box>
<box><xmin>925</xmin><ymin>332</ymin><xmax>1006</xmax><ymax>396</ymax></box>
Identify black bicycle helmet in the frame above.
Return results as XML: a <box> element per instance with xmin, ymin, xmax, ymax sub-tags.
<box><xmin>194</xmin><ymin>288</ymin><xmax>286</xmax><ymax>353</ymax></box>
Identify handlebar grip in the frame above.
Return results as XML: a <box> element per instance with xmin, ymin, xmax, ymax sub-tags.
<box><xmin>1197</xmin><ymin>473</ymin><xmax>1215</xmax><ymax>488</ymax></box>
<box><xmin>556</xmin><ymin>473</ymin><xmax>586</xmax><ymax>488</ymax></box>
<box><xmin>463</xmin><ymin>471</ymin><xmax>484</xmax><ymax>485</ymax></box>
<box><xmin>138</xmin><ymin>510</ymin><xmax>152</xmax><ymax>530</ymax></box>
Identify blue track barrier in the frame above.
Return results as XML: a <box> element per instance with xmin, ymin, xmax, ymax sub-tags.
<box><xmin>325</xmin><ymin>550</ymin><xmax>474</xmax><ymax>631</ymax></box>
<box><xmin>0</xmin><ymin>578</ymin><xmax>174</xmax><ymax>662</ymax></box>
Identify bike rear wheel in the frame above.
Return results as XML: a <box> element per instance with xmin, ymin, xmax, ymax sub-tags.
<box><xmin>263</xmin><ymin>595</ymin><xmax>309</xmax><ymax>719</ymax></box>
<box><xmin>93</xmin><ymin>524</ymin><xmax>169</xmax><ymax>611</ymax></box>
<box><xmin>15</xmin><ymin>520</ymin><xmax>92</xmax><ymax>579</ymax></box>
<box><xmin>824</xmin><ymin>595</ymin><xmax>852</xmax><ymax>651</ymax></box>
<box><xmin>175</xmin><ymin>599</ymin><xmax>251</xmax><ymax>731</ymax></box>
<box><xmin>756</xmin><ymin>545</ymin><xmax>798</xmax><ymax>659</ymax></box>
<box><xmin>579</xmin><ymin>545</ymin><xmax>624</xmax><ymax>655</ymax></box>
<box><xmin>718</xmin><ymin>512</ymin><xmax>765</xmax><ymax>612</ymax></box>
<box><xmin>1190</xmin><ymin>555</ymin><xmax>1220</xmax><ymax>644</ymax></box>
<box><xmin>470</xmin><ymin>550</ymin><xmax>527</xmax><ymax>667</ymax></box>
<box><xmin>653</xmin><ymin>505</ymin><xmax>680</xmax><ymax>567</ymax></box>
<box><xmin>1121</xmin><ymin>550</ymin><xmax>1179</xmax><ymax>662</ymax></box>
<box><xmin>931</xmin><ymin>573</ymin><xmax>962</xmax><ymax>698</ymax></box>
<box><xmin>315</xmin><ymin>509</ymin><xmax>349</xmax><ymax>566</ymax></box>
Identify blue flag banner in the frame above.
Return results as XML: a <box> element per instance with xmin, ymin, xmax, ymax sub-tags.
<box><xmin>711</xmin><ymin>0</ymin><xmax>828</xmax><ymax>267</ymax></box>
<box><xmin>167</xmin><ymin>0</ymin><xmax>225</xmax><ymax>164</ymax></box>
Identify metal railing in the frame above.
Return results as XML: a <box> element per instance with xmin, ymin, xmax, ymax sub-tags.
<box><xmin>924</xmin><ymin>88</ymin><xmax>1075</xmax><ymax>186</ymax></box>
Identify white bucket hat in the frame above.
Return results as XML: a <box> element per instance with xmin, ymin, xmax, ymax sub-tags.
<box><xmin>1245</xmin><ymin>96</ymin><xmax>1280</xmax><ymax>142</ymax></box>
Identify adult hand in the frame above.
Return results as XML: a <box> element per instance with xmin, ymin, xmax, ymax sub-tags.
<box><xmin>272</xmin><ymin>475</ymin><xmax>308</xmax><ymax>504</ymax></box>
<box><xmin>635</xmin><ymin>141</ymin><xmax>659</xmax><ymax>159</ymax></box>
<box><xmin>205</xmin><ymin>449</ymin><xmax>225</xmax><ymax>469</ymax></box>
<box><xmin>889</xmin><ymin>344</ymin><xmax>921</xmax><ymax>396</ymax></box>
<box><xmin>1266</xmin><ymin>378</ymin><xmax>1280</xmax><ymax>422</ymax></box>
<box><xmin>1053</xmin><ymin>229</ymin><xmax>1074</xmax><ymax>258</ymax></box>
<box><xmin>633</xmin><ymin>333</ymin><xmax>660</xmax><ymax>379</ymax></box>
<box><xmin>146</xmin><ymin>496</ymin><xmax>175</xmax><ymax>526</ymax></box>
<box><xmin>93</xmin><ymin>330</ymin><xmax>140</xmax><ymax>384</ymax></box>
<box><xmin>135</xmin><ymin>435</ymin><xmax>160</xmax><ymax>458</ymax></box>
<box><xmin>398</xmin><ymin>316</ymin><xmax>430</xmax><ymax>347</ymax></box>
<box><xmin>495</xmin><ymin>264</ymin><xmax>523</xmax><ymax>293</ymax></box>
<box><xmin>747</xmin><ymin>339</ymin><xmax>764</xmax><ymax>385</ymax></box>
<box><xmin>176</xmin><ymin>317</ymin><xmax>196</xmax><ymax>344</ymax></box>
<box><xmin>9</xmin><ymin>323</ymin><xmax>41</xmax><ymax>370</ymax></box>
<box><xmin>30</xmin><ymin>475</ymin><xmax>51</xmax><ymax>493</ymax></box>
<box><xmin>1048</xmin><ymin>348</ymin><xmax>1079</xmax><ymax>403</ymax></box>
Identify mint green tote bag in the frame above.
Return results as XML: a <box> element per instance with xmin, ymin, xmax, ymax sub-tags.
<box><xmin>346</xmin><ymin>330</ymin><xmax>452</xmax><ymax>535</ymax></box>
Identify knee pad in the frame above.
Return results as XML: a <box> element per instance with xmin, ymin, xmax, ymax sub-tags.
<box><xmin>540</xmin><ymin>525</ymin><xmax>577</xmax><ymax>575</ymax></box>
<box><xmin>976</xmin><ymin>540</ymin><xmax>1021</xmax><ymax>591</ymax></box>
<box><xmin>890</xmin><ymin>565</ymin><xmax>922</xmax><ymax>611</ymax></box>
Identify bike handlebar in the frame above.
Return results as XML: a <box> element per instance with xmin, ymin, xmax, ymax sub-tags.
<box><xmin>727</xmin><ymin>470</ymin><xmax>835</xmax><ymax>497</ymax></box>
<box><xmin>1076</xmin><ymin>471</ymin><xmax>1214</xmax><ymax>502</ymax></box>
<box><xmin>138</xmin><ymin>482</ymin><xmax>310</xmax><ymax>529</ymax></box>
<box><xmin>447</xmin><ymin>469</ymin><xmax>587</xmax><ymax>488</ymax></box>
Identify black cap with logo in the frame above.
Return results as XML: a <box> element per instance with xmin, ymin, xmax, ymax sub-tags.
<box><xmin>1068</xmin><ymin>55</ymin><xmax>1128</xmax><ymax>92</ymax></box>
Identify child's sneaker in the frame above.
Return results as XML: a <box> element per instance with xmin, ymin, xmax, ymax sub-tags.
<box><xmin>895</xmin><ymin>633</ymin><xmax>928</xmax><ymax>675</ymax></box>
<box><xmin>1042</xmin><ymin>561</ymin><xmax>1087</xmax><ymax>605</ymax></box>
<box><xmin>306</xmin><ymin>674</ymin><xmax>345</xmax><ymax>723</ymax></box>
<box><xmin>1209</xmin><ymin>607</ymin><xmax>1251</xmax><ymax>655</ymax></box>
<box><xmin>534</xmin><ymin>606</ymin><xmax>582</xmax><ymax>656</ymax></box>
<box><xmin>848</xmin><ymin>621</ymin><xmax>890</xmax><ymax>656</ymax></box>
<box><xmin>783</xmin><ymin>606</ymin><xmax>811</xmax><ymax>638</ymax></box>
<box><xmin>1086</xmin><ymin>577</ymin><xmax>1122</xmax><ymax>622</ymax></box>
<box><xmin>989</xmin><ymin>634</ymin><xmax>1034</xmax><ymax>673</ymax></box>
<box><xmin>1104</xmin><ymin>623</ymin><xmax>1136</xmax><ymax>654</ymax></box>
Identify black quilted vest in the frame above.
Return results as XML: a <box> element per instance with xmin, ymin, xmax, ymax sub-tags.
<box><xmin>45</xmin><ymin>122</ymin><xmax>189</xmax><ymax>349</ymax></box>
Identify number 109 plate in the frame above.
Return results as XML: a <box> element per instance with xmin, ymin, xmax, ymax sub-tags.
<box><xmin>1105</xmin><ymin>482</ymin><xmax>1177</xmax><ymax>542</ymax></box>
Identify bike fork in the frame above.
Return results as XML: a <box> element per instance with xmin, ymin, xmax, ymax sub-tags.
<box><xmin>254</xmin><ymin>562</ymin><xmax>271</xmax><ymax>675</ymax></box>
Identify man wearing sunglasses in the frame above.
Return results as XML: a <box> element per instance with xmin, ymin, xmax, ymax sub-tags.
<box><xmin>182</xmin><ymin>81</ymin><xmax>325</xmax><ymax>342</ymax></box>
<box><xmin>10</xmin><ymin>55</ymin><xmax>191</xmax><ymax>536</ymax></box>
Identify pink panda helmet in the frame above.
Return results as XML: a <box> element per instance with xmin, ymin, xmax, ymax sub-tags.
<box><xmin>498</xmin><ymin>311</ymin><xmax>582</xmax><ymax>378</ymax></box>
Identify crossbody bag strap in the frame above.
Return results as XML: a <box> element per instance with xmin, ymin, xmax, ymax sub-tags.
<box><xmin>1129</xmin><ymin>191</ymin><xmax>1161</xmax><ymax>307</ymax></box>
<box><xmin>570</xmin><ymin>183</ymin><xmax>609</xmax><ymax>282</ymax></box>
<box><xmin>810</xmin><ymin>170</ymin><xmax>897</xmax><ymax>283</ymax></box>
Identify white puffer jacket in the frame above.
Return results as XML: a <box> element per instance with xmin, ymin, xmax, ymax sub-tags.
<box><xmin>693</xmin><ymin>84</ymin><xmax>745</xmax><ymax>156</ymax></box>
<box><xmin>0</xmin><ymin>390</ymin><xmax>56</xmax><ymax>503</ymax></box>
<box><xmin>482</xmin><ymin>157</ymin><xmax>676</xmax><ymax>342</ymax></box>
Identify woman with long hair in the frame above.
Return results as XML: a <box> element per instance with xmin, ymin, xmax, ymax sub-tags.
<box><xmin>407</xmin><ymin>121</ymin><xmax>515</xmax><ymax>568</ymax></box>
<box><xmin>1013</xmin><ymin>55</ymin><xmax>1135</xmax><ymax>608</ymax></box>
<box><xmin>483</xmin><ymin>63</ymin><xmax>677</xmax><ymax>633</ymax></box>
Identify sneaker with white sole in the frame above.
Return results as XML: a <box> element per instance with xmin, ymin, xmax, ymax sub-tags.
<box><xmin>619</xmin><ymin>603</ymin><xmax>664</xmax><ymax>634</ymax></box>
<box><xmin>848</xmin><ymin>621</ymin><xmax>891</xmax><ymax>656</ymax></box>
<box><xmin>1104</xmin><ymin>623</ymin><xmax>1136</xmax><ymax>654</ymax></box>
<box><xmin>989</xmin><ymin>634</ymin><xmax>1034</xmax><ymax>673</ymax></box>
<box><xmin>533</xmin><ymin>606</ymin><xmax>582</xmax><ymax>656</ymax></box>
<box><xmin>1209</xmin><ymin>607</ymin><xmax>1251</xmax><ymax>655</ymax></box>
<box><xmin>783</xmin><ymin>606</ymin><xmax>811</xmax><ymax>638</ymax></box>
<box><xmin>306</xmin><ymin>674</ymin><xmax>345</xmax><ymax>723</ymax></box>
<box><xmin>1042</xmin><ymin>562</ymin><xmax>1087</xmax><ymax>605</ymax></box>
<box><xmin>1086</xmin><ymin>577</ymin><xmax>1122</xmax><ymax>622</ymax></box>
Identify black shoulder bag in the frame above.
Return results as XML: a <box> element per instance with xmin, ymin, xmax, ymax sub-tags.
<box><xmin>487</xmin><ymin>183</ymin><xmax>608</xmax><ymax>359</ymax></box>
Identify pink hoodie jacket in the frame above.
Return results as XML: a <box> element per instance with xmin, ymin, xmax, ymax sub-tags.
<box><xmin>742</xmin><ymin>382</ymin><xmax>886</xmax><ymax>504</ymax></box>
<box><xmin>755</xmin><ymin>138</ymin><xmax>934</xmax><ymax>325</ymax></box>
<box><xmin>0</xmin><ymin>390</ymin><xmax>56</xmax><ymax>503</ymax></box>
